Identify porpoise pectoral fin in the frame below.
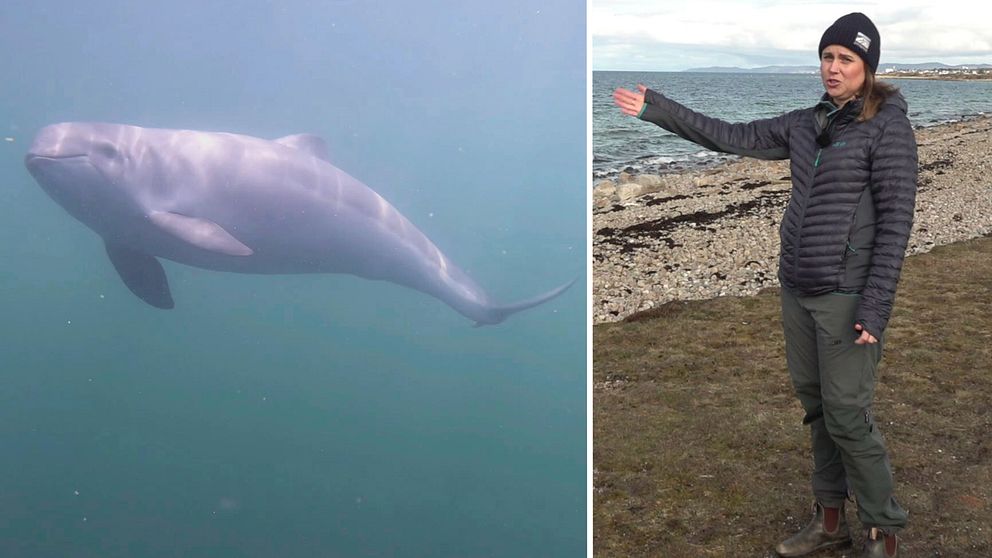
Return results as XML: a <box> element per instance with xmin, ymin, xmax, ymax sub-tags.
<box><xmin>273</xmin><ymin>134</ymin><xmax>330</xmax><ymax>162</ymax></box>
<box><xmin>105</xmin><ymin>242</ymin><xmax>175</xmax><ymax>309</ymax></box>
<box><xmin>149</xmin><ymin>211</ymin><xmax>253</xmax><ymax>256</ymax></box>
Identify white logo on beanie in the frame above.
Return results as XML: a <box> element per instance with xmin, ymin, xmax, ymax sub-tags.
<box><xmin>854</xmin><ymin>32</ymin><xmax>871</xmax><ymax>52</ymax></box>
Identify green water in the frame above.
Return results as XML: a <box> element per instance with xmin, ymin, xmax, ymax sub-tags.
<box><xmin>0</xmin><ymin>2</ymin><xmax>587</xmax><ymax>556</ymax></box>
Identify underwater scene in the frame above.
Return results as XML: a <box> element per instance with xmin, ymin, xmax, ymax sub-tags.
<box><xmin>0</xmin><ymin>2</ymin><xmax>587</xmax><ymax>557</ymax></box>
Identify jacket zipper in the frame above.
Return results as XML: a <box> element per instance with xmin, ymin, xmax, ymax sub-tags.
<box><xmin>793</xmin><ymin>119</ymin><xmax>851</xmax><ymax>282</ymax></box>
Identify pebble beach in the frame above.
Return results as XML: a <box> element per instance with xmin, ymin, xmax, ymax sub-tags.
<box><xmin>592</xmin><ymin>114</ymin><xmax>992</xmax><ymax>324</ymax></box>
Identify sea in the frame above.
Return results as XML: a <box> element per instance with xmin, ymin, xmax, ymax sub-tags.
<box><xmin>594</xmin><ymin>70</ymin><xmax>992</xmax><ymax>180</ymax></box>
<box><xmin>0</xmin><ymin>3</ymin><xmax>586</xmax><ymax>557</ymax></box>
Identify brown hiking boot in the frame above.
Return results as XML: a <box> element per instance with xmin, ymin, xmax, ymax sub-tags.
<box><xmin>862</xmin><ymin>527</ymin><xmax>898</xmax><ymax>557</ymax></box>
<box><xmin>775</xmin><ymin>502</ymin><xmax>852</xmax><ymax>557</ymax></box>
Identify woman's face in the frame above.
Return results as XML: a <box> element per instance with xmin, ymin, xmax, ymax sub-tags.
<box><xmin>820</xmin><ymin>44</ymin><xmax>866</xmax><ymax>106</ymax></box>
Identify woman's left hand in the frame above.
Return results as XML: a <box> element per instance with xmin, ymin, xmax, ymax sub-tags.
<box><xmin>854</xmin><ymin>323</ymin><xmax>878</xmax><ymax>345</ymax></box>
<box><xmin>613</xmin><ymin>84</ymin><xmax>648</xmax><ymax>117</ymax></box>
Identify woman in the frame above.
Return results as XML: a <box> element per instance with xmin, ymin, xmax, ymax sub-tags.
<box><xmin>613</xmin><ymin>13</ymin><xmax>915</xmax><ymax>558</ymax></box>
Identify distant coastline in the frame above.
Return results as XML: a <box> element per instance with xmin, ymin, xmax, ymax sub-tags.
<box><xmin>882</xmin><ymin>69</ymin><xmax>992</xmax><ymax>81</ymax></box>
<box><xmin>663</xmin><ymin>63</ymin><xmax>992</xmax><ymax>80</ymax></box>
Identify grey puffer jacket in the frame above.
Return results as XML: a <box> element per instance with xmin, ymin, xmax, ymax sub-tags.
<box><xmin>638</xmin><ymin>88</ymin><xmax>918</xmax><ymax>337</ymax></box>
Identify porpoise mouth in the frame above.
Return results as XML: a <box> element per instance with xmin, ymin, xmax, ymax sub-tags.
<box><xmin>24</xmin><ymin>153</ymin><xmax>90</xmax><ymax>170</ymax></box>
<box><xmin>25</xmin><ymin>153</ymin><xmax>89</xmax><ymax>162</ymax></box>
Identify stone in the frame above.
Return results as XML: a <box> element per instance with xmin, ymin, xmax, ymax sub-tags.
<box><xmin>593</xmin><ymin>180</ymin><xmax>617</xmax><ymax>199</ymax></box>
<box><xmin>617</xmin><ymin>183</ymin><xmax>645</xmax><ymax>202</ymax></box>
<box><xmin>633</xmin><ymin>174</ymin><xmax>663</xmax><ymax>188</ymax></box>
<box><xmin>693</xmin><ymin>174</ymin><xmax>719</xmax><ymax>187</ymax></box>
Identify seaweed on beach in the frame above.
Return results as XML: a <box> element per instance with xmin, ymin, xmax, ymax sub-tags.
<box><xmin>596</xmin><ymin>191</ymin><xmax>789</xmax><ymax>257</ymax></box>
<box><xmin>593</xmin><ymin>228</ymin><xmax>654</xmax><ymax>258</ymax></box>
<box><xmin>919</xmin><ymin>158</ymin><xmax>953</xmax><ymax>172</ymax></box>
<box><xmin>598</xmin><ymin>194</ymin><xmax>701</xmax><ymax>214</ymax></box>
<box><xmin>645</xmin><ymin>194</ymin><xmax>697</xmax><ymax>206</ymax></box>
<box><xmin>738</xmin><ymin>180</ymin><xmax>772</xmax><ymax>190</ymax></box>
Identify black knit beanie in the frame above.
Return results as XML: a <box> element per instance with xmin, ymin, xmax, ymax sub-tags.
<box><xmin>819</xmin><ymin>12</ymin><xmax>880</xmax><ymax>73</ymax></box>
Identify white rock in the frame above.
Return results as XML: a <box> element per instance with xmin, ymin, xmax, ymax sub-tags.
<box><xmin>617</xmin><ymin>183</ymin><xmax>645</xmax><ymax>202</ymax></box>
<box><xmin>633</xmin><ymin>174</ymin><xmax>663</xmax><ymax>188</ymax></box>
<box><xmin>593</xmin><ymin>180</ymin><xmax>616</xmax><ymax>197</ymax></box>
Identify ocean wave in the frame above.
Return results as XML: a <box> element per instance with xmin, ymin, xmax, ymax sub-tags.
<box><xmin>592</xmin><ymin>152</ymin><xmax>738</xmax><ymax>181</ymax></box>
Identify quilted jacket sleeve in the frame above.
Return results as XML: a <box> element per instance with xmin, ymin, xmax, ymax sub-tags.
<box><xmin>639</xmin><ymin>88</ymin><xmax>793</xmax><ymax>160</ymax></box>
<box><xmin>856</xmin><ymin>110</ymin><xmax>918</xmax><ymax>337</ymax></box>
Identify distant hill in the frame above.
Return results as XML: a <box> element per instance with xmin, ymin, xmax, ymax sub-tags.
<box><xmin>683</xmin><ymin>65</ymin><xmax>816</xmax><ymax>74</ymax></box>
<box><xmin>684</xmin><ymin>63</ymin><xmax>992</xmax><ymax>74</ymax></box>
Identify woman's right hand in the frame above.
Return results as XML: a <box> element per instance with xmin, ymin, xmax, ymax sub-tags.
<box><xmin>613</xmin><ymin>84</ymin><xmax>648</xmax><ymax>117</ymax></box>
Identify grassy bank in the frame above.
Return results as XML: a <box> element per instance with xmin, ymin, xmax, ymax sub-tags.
<box><xmin>593</xmin><ymin>235</ymin><xmax>992</xmax><ymax>557</ymax></box>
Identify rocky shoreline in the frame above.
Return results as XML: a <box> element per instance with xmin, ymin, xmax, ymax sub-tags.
<box><xmin>593</xmin><ymin>114</ymin><xmax>992</xmax><ymax>324</ymax></box>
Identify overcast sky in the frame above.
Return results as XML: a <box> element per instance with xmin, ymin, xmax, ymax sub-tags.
<box><xmin>592</xmin><ymin>1</ymin><xmax>992</xmax><ymax>71</ymax></box>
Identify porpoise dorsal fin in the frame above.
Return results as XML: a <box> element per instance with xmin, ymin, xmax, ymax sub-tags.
<box><xmin>148</xmin><ymin>211</ymin><xmax>253</xmax><ymax>256</ymax></box>
<box><xmin>105</xmin><ymin>242</ymin><xmax>175</xmax><ymax>309</ymax></box>
<box><xmin>274</xmin><ymin>134</ymin><xmax>330</xmax><ymax>162</ymax></box>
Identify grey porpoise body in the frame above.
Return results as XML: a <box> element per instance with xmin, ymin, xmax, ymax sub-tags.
<box><xmin>24</xmin><ymin>122</ymin><xmax>572</xmax><ymax>325</ymax></box>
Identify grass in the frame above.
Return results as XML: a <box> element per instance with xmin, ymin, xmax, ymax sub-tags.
<box><xmin>593</xmin><ymin>235</ymin><xmax>992</xmax><ymax>557</ymax></box>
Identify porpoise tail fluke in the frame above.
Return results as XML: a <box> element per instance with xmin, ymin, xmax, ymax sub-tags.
<box><xmin>473</xmin><ymin>278</ymin><xmax>577</xmax><ymax>327</ymax></box>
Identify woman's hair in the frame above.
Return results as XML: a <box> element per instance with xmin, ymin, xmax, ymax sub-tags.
<box><xmin>858</xmin><ymin>71</ymin><xmax>900</xmax><ymax>121</ymax></box>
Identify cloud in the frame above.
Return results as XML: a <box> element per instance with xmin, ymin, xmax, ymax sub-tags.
<box><xmin>593</xmin><ymin>1</ymin><xmax>992</xmax><ymax>70</ymax></box>
<box><xmin>594</xmin><ymin>36</ymin><xmax>814</xmax><ymax>70</ymax></box>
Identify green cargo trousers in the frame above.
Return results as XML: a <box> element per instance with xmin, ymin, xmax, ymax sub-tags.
<box><xmin>781</xmin><ymin>289</ymin><xmax>908</xmax><ymax>532</ymax></box>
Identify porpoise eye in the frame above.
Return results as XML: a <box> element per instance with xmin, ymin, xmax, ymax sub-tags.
<box><xmin>96</xmin><ymin>143</ymin><xmax>118</xmax><ymax>159</ymax></box>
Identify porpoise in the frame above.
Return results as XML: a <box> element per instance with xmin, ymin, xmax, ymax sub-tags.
<box><xmin>24</xmin><ymin>122</ymin><xmax>573</xmax><ymax>325</ymax></box>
